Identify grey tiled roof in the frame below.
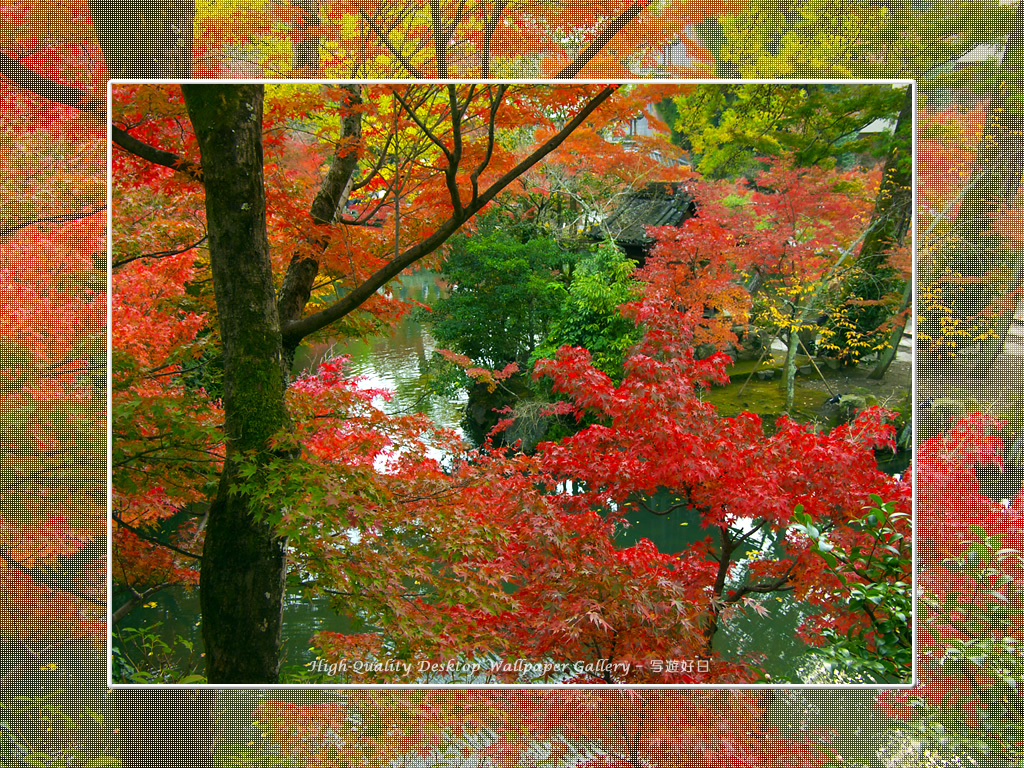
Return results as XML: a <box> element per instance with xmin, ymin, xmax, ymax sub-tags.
<box><xmin>596</xmin><ymin>181</ymin><xmax>695</xmax><ymax>245</ymax></box>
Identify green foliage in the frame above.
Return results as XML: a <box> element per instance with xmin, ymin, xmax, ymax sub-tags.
<box><xmin>1</xmin><ymin>693</ymin><xmax>120</xmax><ymax>768</ymax></box>
<box><xmin>112</xmin><ymin>351</ymin><xmax>223</xmax><ymax>500</ymax></box>
<box><xmin>111</xmin><ymin>623</ymin><xmax>206</xmax><ymax>684</ymax></box>
<box><xmin>792</xmin><ymin>495</ymin><xmax>912</xmax><ymax>683</ymax></box>
<box><xmin>816</xmin><ymin>263</ymin><xmax>906</xmax><ymax>365</ymax></box>
<box><xmin>713</xmin><ymin>0</ymin><xmax>983</xmax><ymax>81</ymax></box>
<box><xmin>210</xmin><ymin>740</ymin><xmax>294</xmax><ymax>768</ymax></box>
<box><xmin>665</xmin><ymin>83</ymin><xmax>904</xmax><ymax>179</ymax></box>
<box><xmin>911</xmin><ymin>526</ymin><xmax>1024</xmax><ymax>764</ymax></box>
<box><xmin>532</xmin><ymin>240</ymin><xmax>642</xmax><ymax>378</ymax></box>
<box><xmin>178</xmin><ymin>342</ymin><xmax>225</xmax><ymax>402</ymax></box>
<box><xmin>427</xmin><ymin>232</ymin><xmax>571</xmax><ymax>370</ymax></box>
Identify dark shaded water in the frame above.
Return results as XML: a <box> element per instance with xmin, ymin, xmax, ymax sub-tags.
<box><xmin>112</xmin><ymin>585</ymin><xmax>358</xmax><ymax>680</ymax></box>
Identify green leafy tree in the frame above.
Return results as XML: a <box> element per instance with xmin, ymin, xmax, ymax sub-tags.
<box><xmin>819</xmin><ymin>85</ymin><xmax>913</xmax><ymax>372</ymax></box>
<box><xmin>428</xmin><ymin>232</ymin><xmax>571</xmax><ymax>370</ymax></box>
<box><xmin>711</xmin><ymin>0</ymin><xmax>988</xmax><ymax>80</ymax></box>
<box><xmin>791</xmin><ymin>494</ymin><xmax>913</xmax><ymax>683</ymax></box>
<box><xmin>662</xmin><ymin>83</ymin><xmax>904</xmax><ymax>179</ymax></box>
<box><xmin>533</xmin><ymin>240</ymin><xmax>642</xmax><ymax>377</ymax></box>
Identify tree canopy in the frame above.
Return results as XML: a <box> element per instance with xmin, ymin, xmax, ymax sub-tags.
<box><xmin>106</xmin><ymin>80</ymin><xmax>916</xmax><ymax>693</ymax></box>
<box><xmin>1</xmin><ymin>2</ymin><xmax>1022</xmax><ymax>767</ymax></box>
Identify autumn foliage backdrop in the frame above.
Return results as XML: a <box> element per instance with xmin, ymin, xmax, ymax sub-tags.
<box><xmin>0</xmin><ymin>1</ymin><xmax>1022</xmax><ymax>767</ymax></box>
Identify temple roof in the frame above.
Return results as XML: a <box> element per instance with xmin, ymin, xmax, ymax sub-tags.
<box><xmin>593</xmin><ymin>181</ymin><xmax>695</xmax><ymax>247</ymax></box>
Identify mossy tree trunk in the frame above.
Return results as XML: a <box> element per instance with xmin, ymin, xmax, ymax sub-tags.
<box><xmin>870</xmin><ymin>277</ymin><xmax>913</xmax><ymax>380</ymax></box>
<box><xmin>116</xmin><ymin>83</ymin><xmax>616</xmax><ymax>684</ymax></box>
<box><xmin>182</xmin><ymin>84</ymin><xmax>292</xmax><ymax>684</ymax></box>
<box><xmin>291</xmin><ymin>0</ymin><xmax>321</xmax><ymax>75</ymax></box>
<box><xmin>820</xmin><ymin>85</ymin><xmax>912</xmax><ymax>370</ymax></box>
<box><xmin>856</xmin><ymin>85</ymin><xmax>914</xmax><ymax>274</ymax></box>
<box><xmin>968</xmin><ymin>11</ymin><xmax>1024</xmax><ymax>377</ymax></box>
<box><xmin>919</xmin><ymin>1</ymin><xmax>1024</xmax><ymax>371</ymax></box>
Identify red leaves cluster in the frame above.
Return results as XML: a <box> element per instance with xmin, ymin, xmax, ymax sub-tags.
<box><xmin>0</xmin><ymin>25</ymin><xmax>107</xmax><ymax>644</ymax></box>
<box><xmin>111</xmin><ymin>183</ymin><xmax>221</xmax><ymax>607</ymax></box>
<box><xmin>256</xmin><ymin>687</ymin><xmax>831</xmax><ymax>768</ymax></box>
<box><xmin>535</xmin><ymin>344</ymin><xmax>895</xmax><ymax>532</ymax></box>
<box><xmin>273</xmin><ymin>257</ymin><xmax>907</xmax><ymax>690</ymax></box>
<box><xmin>627</xmin><ymin>157</ymin><xmax>879</xmax><ymax>366</ymax></box>
<box><xmin>871</xmin><ymin>414</ymin><xmax>1024</xmax><ymax>757</ymax></box>
<box><xmin>470</xmin><ymin>505</ymin><xmax>722</xmax><ymax>683</ymax></box>
<box><xmin>436</xmin><ymin>348</ymin><xmax>519</xmax><ymax>393</ymax></box>
<box><xmin>916</xmin><ymin>413</ymin><xmax>1011</xmax><ymax>556</ymax></box>
<box><xmin>298</xmin><ymin>329</ymin><xmax>894</xmax><ymax>687</ymax></box>
<box><xmin>0</xmin><ymin>570</ymin><xmax>100</xmax><ymax>643</ymax></box>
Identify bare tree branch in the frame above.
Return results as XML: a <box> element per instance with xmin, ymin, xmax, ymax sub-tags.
<box><xmin>280</xmin><ymin>85</ymin><xmax>617</xmax><ymax>348</ymax></box>
<box><xmin>112</xmin><ymin>125</ymin><xmax>204</xmax><ymax>181</ymax></box>
<box><xmin>113</xmin><ymin>235</ymin><xmax>208</xmax><ymax>269</ymax></box>
<box><xmin>0</xmin><ymin>52</ymin><xmax>104</xmax><ymax>112</ymax></box>
<box><xmin>445</xmin><ymin>84</ymin><xmax>466</xmax><ymax>216</ymax></box>
<box><xmin>555</xmin><ymin>0</ymin><xmax>647</xmax><ymax>79</ymax></box>
<box><xmin>113</xmin><ymin>512</ymin><xmax>203</xmax><ymax>562</ymax></box>
<box><xmin>113</xmin><ymin>582</ymin><xmax>174</xmax><ymax>624</ymax></box>
<box><xmin>0</xmin><ymin>542</ymin><xmax>106</xmax><ymax>607</ymax></box>
<box><xmin>0</xmin><ymin>206</ymin><xmax>106</xmax><ymax>240</ymax></box>
<box><xmin>469</xmin><ymin>85</ymin><xmax>507</xmax><ymax>201</ymax></box>
<box><xmin>480</xmin><ymin>0</ymin><xmax>510</xmax><ymax>78</ymax></box>
<box><xmin>0</xmin><ymin>55</ymin><xmax>205</xmax><ymax>190</ymax></box>
<box><xmin>356</xmin><ymin>5</ymin><xmax>426</xmax><ymax>77</ymax></box>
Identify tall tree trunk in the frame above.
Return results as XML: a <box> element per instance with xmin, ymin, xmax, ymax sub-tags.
<box><xmin>869</xmin><ymin>278</ymin><xmax>912</xmax><ymax>379</ymax></box>
<box><xmin>919</xmin><ymin>1</ymin><xmax>1024</xmax><ymax>365</ymax></box>
<box><xmin>87</xmin><ymin>21</ymin><xmax>204</xmax><ymax>765</ymax></box>
<box><xmin>89</xmin><ymin>0</ymin><xmax>194</xmax><ymax>78</ymax></box>
<box><xmin>822</xmin><ymin>84</ymin><xmax>912</xmax><ymax>366</ymax></box>
<box><xmin>784</xmin><ymin>327</ymin><xmax>799</xmax><ymax>412</ymax></box>
<box><xmin>182</xmin><ymin>84</ymin><xmax>292</xmax><ymax>684</ymax></box>
<box><xmin>968</xmin><ymin>9</ymin><xmax>1024</xmax><ymax>376</ymax></box>
<box><xmin>278</xmin><ymin>85</ymin><xmax>362</xmax><ymax>366</ymax></box>
<box><xmin>856</xmin><ymin>85</ymin><xmax>913</xmax><ymax>272</ymax></box>
<box><xmin>972</xmin><ymin>256</ymin><xmax>1024</xmax><ymax>376</ymax></box>
<box><xmin>292</xmin><ymin>0</ymin><xmax>322</xmax><ymax>75</ymax></box>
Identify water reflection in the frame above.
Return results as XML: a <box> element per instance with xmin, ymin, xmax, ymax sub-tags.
<box><xmin>615</xmin><ymin>489</ymin><xmax>817</xmax><ymax>682</ymax></box>
<box><xmin>292</xmin><ymin>269</ymin><xmax>466</xmax><ymax>438</ymax></box>
<box><xmin>112</xmin><ymin>584</ymin><xmax>358</xmax><ymax>680</ymax></box>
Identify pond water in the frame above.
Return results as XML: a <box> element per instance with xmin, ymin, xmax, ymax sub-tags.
<box><xmin>112</xmin><ymin>582</ymin><xmax>360</xmax><ymax>680</ymax></box>
<box><xmin>115</xmin><ymin>270</ymin><xmax>907</xmax><ymax>684</ymax></box>
<box><xmin>292</xmin><ymin>269</ymin><xmax>466</xmax><ymax>437</ymax></box>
